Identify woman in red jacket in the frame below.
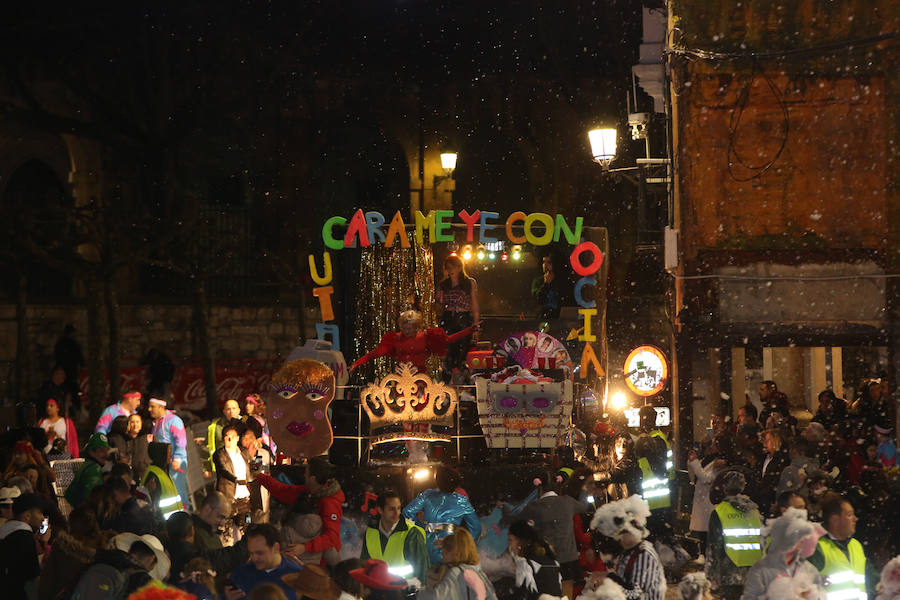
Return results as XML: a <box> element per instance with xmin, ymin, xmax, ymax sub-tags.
<box><xmin>255</xmin><ymin>458</ymin><xmax>345</xmax><ymax>563</ymax></box>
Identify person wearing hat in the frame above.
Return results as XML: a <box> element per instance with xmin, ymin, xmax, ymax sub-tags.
<box><xmin>706</xmin><ymin>471</ymin><xmax>763</xmax><ymax>600</ymax></box>
<box><xmin>361</xmin><ymin>489</ymin><xmax>429</xmax><ymax>582</ymax></box>
<box><xmin>149</xmin><ymin>396</ymin><xmax>190</xmax><ymax>509</ymax></box>
<box><xmin>350</xmin><ymin>558</ymin><xmax>409</xmax><ymax>592</ymax></box>
<box><xmin>0</xmin><ymin>486</ymin><xmax>22</xmax><ymax>527</ymax></box>
<box><xmin>71</xmin><ymin>535</ymin><xmax>160</xmax><ymax>598</ymax></box>
<box><xmin>96</xmin><ymin>389</ymin><xmax>142</xmax><ymax>434</ymax></box>
<box><xmin>112</xmin><ymin>532</ymin><xmax>171</xmax><ymax>581</ymax></box>
<box><xmin>64</xmin><ymin>432</ymin><xmax>111</xmax><ymax>507</ymax></box>
<box><xmin>282</xmin><ymin>564</ymin><xmax>341</xmax><ymax>600</ymax></box>
<box><xmin>226</xmin><ymin>523</ymin><xmax>303</xmax><ymax>600</ymax></box>
<box><xmin>0</xmin><ymin>493</ymin><xmax>49</xmax><ymax>600</ymax></box>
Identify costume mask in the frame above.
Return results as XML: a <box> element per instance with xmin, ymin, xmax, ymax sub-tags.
<box><xmin>268</xmin><ymin>359</ymin><xmax>335</xmax><ymax>458</ymax></box>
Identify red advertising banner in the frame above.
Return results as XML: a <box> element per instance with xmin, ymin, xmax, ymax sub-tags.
<box><xmin>79</xmin><ymin>359</ymin><xmax>282</xmax><ymax>413</ymax></box>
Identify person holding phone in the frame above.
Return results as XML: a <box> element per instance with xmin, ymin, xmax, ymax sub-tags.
<box><xmin>0</xmin><ymin>493</ymin><xmax>49</xmax><ymax>600</ymax></box>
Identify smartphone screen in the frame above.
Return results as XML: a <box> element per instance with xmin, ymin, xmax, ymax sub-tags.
<box><xmin>39</xmin><ymin>517</ymin><xmax>49</xmax><ymax>535</ymax></box>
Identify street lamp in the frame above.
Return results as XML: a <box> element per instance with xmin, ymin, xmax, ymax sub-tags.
<box><xmin>434</xmin><ymin>147</ymin><xmax>458</xmax><ymax>188</ymax></box>
<box><xmin>587</xmin><ymin>127</ymin><xmax>618</xmax><ymax>168</ymax></box>
<box><xmin>440</xmin><ymin>150</ymin><xmax>458</xmax><ymax>171</ymax></box>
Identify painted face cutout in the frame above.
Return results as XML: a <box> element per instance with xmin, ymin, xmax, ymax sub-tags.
<box><xmin>268</xmin><ymin>359</ymin><xmax>335</xmax><ymax>458</ymax></box>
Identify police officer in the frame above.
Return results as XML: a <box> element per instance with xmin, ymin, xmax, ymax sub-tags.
<box><xmin>808</xmin><ymin>495</ymin><xmax>876</xmax><ymax>600</ymax></box>
<box><xmin>707</xmin><ymin>471</ymin><xmax>762</xmax><ymax>600</ymax></box>
<box><xmin>639</xmin><ymin>403</ymin><xmax>674</xmax><ymax>479</ymax></box>
<box><xmin>362</xmin><ymin>489</ymin><xmax>429</xmax><ymax>582</ymax></box>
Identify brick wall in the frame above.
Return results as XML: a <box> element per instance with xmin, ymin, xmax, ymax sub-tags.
<box><xmin>0</xmin><ymin>303</ymin><xmax>317</xmax><ymax>399</ymax></box>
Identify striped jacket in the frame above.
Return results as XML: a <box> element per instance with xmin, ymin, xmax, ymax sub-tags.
<box><xmin>615</xmin><ymin>540</ymin><xmax>666</xmax><ymax>600</ymax></box>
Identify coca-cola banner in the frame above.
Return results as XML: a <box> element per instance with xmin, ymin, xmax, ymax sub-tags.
<box><xmin>79</xmin><ymin>359</ymin><xmax>282</xmax><ymax>413</ymax></box>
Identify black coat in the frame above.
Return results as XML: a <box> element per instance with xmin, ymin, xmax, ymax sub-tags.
<box><xmin>109</xmin><ymin>433</ymin><xmax>151</xmax><ymax>480</ymax></box>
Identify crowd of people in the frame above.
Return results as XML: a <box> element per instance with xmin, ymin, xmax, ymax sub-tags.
<box><xmin>1</xmin><ymin>374</ymin><xmax>899</xmax><ymax>600</ymax></box>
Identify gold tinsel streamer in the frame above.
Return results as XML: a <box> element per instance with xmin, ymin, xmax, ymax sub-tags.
<box><xmin>352</xmin><ymin>240</ymin><xmax>438</xmax><ymax>383</ymax></box>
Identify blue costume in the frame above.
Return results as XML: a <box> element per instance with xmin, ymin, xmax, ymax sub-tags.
<box><xmin>153</xmin><ymin>410</ymin><xmax>189</xmax><ymax>509</ymax></box>
<box><xmin>403</xmin><ymin>489</ymin><xmax>482</xmax><ymax>564</ymax></box>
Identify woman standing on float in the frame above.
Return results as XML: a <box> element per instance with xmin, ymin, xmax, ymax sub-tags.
<box><xmin>435</xmin><ymin>255</ymin><xmax>480</xmax><ymax>383</ymax></box>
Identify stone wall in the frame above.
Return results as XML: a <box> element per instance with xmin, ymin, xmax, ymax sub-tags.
<box><xmin>670</xmin><ymin>0</ymin><xmax>899</xmax><ymax>262</ymax></box>
<box><xmin>0</xmin><ymin>302</ymin><xmax>318</xmax><ymax>399</ymax></box>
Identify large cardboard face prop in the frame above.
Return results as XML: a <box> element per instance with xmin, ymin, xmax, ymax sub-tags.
<box><xmin>268</xmin><ymin>359</ymin><xmax>335</xmax><ymax>458</ymax></box>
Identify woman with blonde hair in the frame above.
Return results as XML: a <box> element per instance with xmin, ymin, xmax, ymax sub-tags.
<box><xmin>418</xmin><ymin>529</ymin><xmax>497</xmax><ymax>600</ymax></box>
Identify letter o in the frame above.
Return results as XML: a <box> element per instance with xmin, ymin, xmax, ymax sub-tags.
<box><xmin>524</xmin><ymin>213</ymin><xmax>554</xmax><ymax>246</ymax></box>
<box><xmin>569</xmin><ymin>241</ymin><xmax>603</xmax><ymax>276</ymax></box>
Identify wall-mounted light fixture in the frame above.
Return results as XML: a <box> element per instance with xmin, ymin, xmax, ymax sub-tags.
<box><xmin>434</xmin><ymin>147</ymin><xmax>458</xmax><ymax>188</ymax></box>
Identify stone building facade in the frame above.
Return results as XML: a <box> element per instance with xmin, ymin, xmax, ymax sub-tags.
<box><xmin>666</xmin><ymin>0</ymin><xmax>899</xmax><ymax>440</ymax></box>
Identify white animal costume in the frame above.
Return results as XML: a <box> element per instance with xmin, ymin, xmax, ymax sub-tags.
<box><xmin>741</xmin><ymin>508</ymin><xmax>826</xmax><ymax>600</ymax></box>
<box><xmin>590</xmin><ymin>495</ymin><xmax>666</xmax><ymax>600</ymax></box>
<box><xmin>876</xmin><ymin>556</ymin><xmax>900</xmax><ymax>600</ymax></box>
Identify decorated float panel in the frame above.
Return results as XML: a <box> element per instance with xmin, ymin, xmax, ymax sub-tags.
<box><xmin>360</xmin><ymin>362</ymin><xmax>458</xmax><ymax>445</ymax></box>
<box><xmin>475</xmin><ymin>332</ymin><xmax>574</xmax><ymax>449</ymax></box>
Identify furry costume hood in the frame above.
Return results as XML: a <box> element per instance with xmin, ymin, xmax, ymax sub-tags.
<box><xmin>51</xmin><ymin>529</ymin><xmax>101</xmax><ymax>564</ymax></box>
<box><xmin>765</xmin><ymin>565</ymin><xmax>824</xmax><ymax>600</ymax></box>
<box><xmin>876</xmin><ymin>555</ymin><xmax>900</xmax><ymax>600</ymax></box>
<box><xmin>762</xmin><ymin>508</ymin><xmax>825</xmax><ymax>564</ymax></box>
<box><xmin>722</xmin><ymin>494</ymin><xmax>758</xmax><ymax>514</ymax></box>
<box><xmin>589</xmin><ymin>495</ymin><xmax>650</xmax><ymax>540</ymax></box>
<box><xmin>575</xmin><ymin>577</ymin><xmax>627</xmax><ymax>600</ymax></box>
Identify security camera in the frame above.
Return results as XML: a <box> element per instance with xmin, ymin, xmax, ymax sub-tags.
<box><xmin>628</xmin><ymin>112</ymin><xmax>650</xmax><ymax>140</ymax></box>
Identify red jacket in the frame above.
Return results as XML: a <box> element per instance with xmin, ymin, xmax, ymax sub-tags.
<box><xmin>256</xmin><ymin>473</ymin><xmax>344</xmax><ymax>552</ymax></box>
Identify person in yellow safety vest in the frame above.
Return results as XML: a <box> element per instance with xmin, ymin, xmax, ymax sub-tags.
<box><xmin>807</xmin><ymin>495</ymin><xmax>877</xmax><ymax>600</ymax></box>
<box><xmin>638</xmin><ymin>404</ymin><xmax>674</xmax><ymax>480</ymax></box>
<box><xmin>141</xmin><ymin>441</ymin><xmax>185</xmax><ymax>520</ymax></box>
<box><xmin>635</xmin><ymin>435</ymin><xmax>670</xmax><ymax>511</ymax></box>
<box><xmin>707</xmin><ymin>471</ymin><xmax>762</xmax><ymax>600</ymax></box>
<box><xmin>649</xmin><ymin>429</ymin><xmax>675</xmax><ymax>480</ymax></box>
<box><xmin>206</xmin><ymin>399</ymin><xmax>243</xmax><ymax>472</ymax></box>
<box><xmin>361</xmin><ymin>489</ymin><xmax>429</xmax><ymax>582</ymax></box>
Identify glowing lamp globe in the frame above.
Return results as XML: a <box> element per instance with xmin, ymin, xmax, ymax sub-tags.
<box><xmin>440</xmin><ymin>152</ymin><xmax>458</xmax><ymax>171</ymax></box>
<box><xmin>588</xmin><ymin>128</ymin><xmax>617</xmax><ymax>166</ymax></box>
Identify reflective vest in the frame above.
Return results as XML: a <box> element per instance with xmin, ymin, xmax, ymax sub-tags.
<box><xmin>818</xmin><ymin>536</ymin><xmax>867</xmax><ymax>600</ymax></box>
<box><xmin>714</xmin><ymin>501</ymin><xmax>762</xmax><ymax>567</ymax></box>
<box><xmin>365</xmin><ymin>519</ymin><xmax>425</xmax><ymax>578</ymax></box>
<box><xmin>140</xmin><ymin>465</ymin><xmax>185</xmax><ymax>520</ymax></box>
<box><xmin>649</xmin><ymin>429</ymin><xmax>674</xmax><ymax>480</ymax></box>
<box><xmin>638</xmin><ymin>457</ymin><xmax>670</xmax><ymax>510</ymax></box>
<box><xmin>207</xmin><ymin>421</ymin><xmax>221</xmax><ymax>472</ymax></box>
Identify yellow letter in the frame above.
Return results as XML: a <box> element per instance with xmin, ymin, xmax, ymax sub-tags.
<box><xmin>308</xmin><ymin>252</ymin><xmax>333</xmax><ymax>286</ymax></box>
<box><xmin>414</xmin><ymin>210</ymin><xmax>435</xmax><ymax>245</ymax></box>
<box><xmin>578</xmin><ymin>308</ymin><xmax>597</xmax><ymax>342</ymax></box>
<box><xmin>579</xmin><ymin>342</ymin><xmax>605</xmax><ymax>379</ymax></box>
<box><xmin>524</xmin><ymin>212</ymin><xmax>554</xmax><ymax>246</ymax></box>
